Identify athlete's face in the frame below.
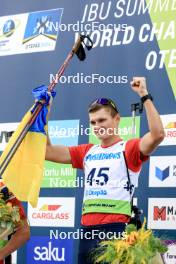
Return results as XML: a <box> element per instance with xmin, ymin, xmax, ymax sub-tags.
<box><xmin>89</xmin><ymin>108</ymin><xmax>120</xmax><ymax>140</ymax></box>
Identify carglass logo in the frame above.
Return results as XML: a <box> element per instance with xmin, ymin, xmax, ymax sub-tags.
<box><xmin>160</xmin><ymin>115</ymin><xmax>176</xmax><ymax>146</ymax></box>
<box><xmin>28</xmin><ymin>197</ymin><xmax>75</xmax><ymax>227</ymax></box>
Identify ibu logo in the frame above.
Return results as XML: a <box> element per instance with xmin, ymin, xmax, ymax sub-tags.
<box><xmin>27</xmin><ymin>236</ymin><xmax>73</xmax><ymax>263</ymax></box>
<box><xmin>155</xmin><ymin>166</ymin><xmax>170</xmax><ymax>181</ymax></box>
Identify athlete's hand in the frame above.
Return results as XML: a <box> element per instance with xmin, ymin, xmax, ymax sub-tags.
<box><xmin>32</xmin><ymin>85</ymin><xmax>56</xmax><ymax>106</ymax></box>
<box><xmin>130</xmin><ymin>77</ymin><xmax>148</xmax><ymax>97</ymax></box>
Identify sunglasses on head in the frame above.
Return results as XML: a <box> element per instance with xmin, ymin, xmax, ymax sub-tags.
<box><xmin>89</xmin><ymin>98</ymin><xmax>119</xmax><ymax>113</ymax></box>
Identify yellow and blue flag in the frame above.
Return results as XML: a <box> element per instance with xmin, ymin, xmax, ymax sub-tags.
<box><xmin>0</xmin><ymin>85</ymin><xmax>56</xmax><ymax>207</ymax></box>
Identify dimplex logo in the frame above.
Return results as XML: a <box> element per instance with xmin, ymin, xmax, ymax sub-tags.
<box><xmin>154</xmin><ymin>206</ymin><xmax>176</xmax><ymax>221</ymax></box>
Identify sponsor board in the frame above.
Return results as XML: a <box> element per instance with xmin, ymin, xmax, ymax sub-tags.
<box><xmin>0</xmin><ymin>8</ymin><xmax>63</xmax><ymax>56</ymax></box>
<box><xmin>0</xmin><ymin>122</ymin><xmax>18</xmax><ymax>151</ymax></box>
<box><xmin>42</xmin><ymin>120</ymin><xmax>79</xmax><ymax>188</ymax></box>
<box><xmin>0</xmin><ymin>14</ymin><xmax>27</xmax><ymax>55</ymax></box>
<box><xmin>27</xmin><ymin>236</ymin><xmax>73</xmax><ymax>263</ymax></box>
<box><xmin>149</xmin><ymin>156</ymin><xmax>176</xmax><ymax>187</ymax></box>
<box><xmin>28</xmin><ymin>197</ymin><xmax>75</xmax><ymax>227</ymax></box>
<box><xmin>0</xmin><ymin>120</ymin><xmax>79</xmax><ymax>188</ymax></box>
<box><xmin>148</xmin><ymin>198</ymin><xmax>176</xmax><ymax>230</ymax></box>
<box><xmin>160</xmin><ymin>115</ymin><xmax>176</xmax><ymax>146</ymax></box>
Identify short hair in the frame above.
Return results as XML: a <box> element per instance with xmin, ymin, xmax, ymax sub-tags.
<box><xmin>88</xmin><ymin>98</ymin><xmax>119</xmax><ymax>117</ymax></box>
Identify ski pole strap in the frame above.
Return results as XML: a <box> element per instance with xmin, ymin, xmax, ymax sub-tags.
<box><xmin>80</xmin><ymin>35</ymin><xmax>94</xmax><ymax>50</ymax></box>
<box><xmin>75</xmin><ymin>35</ymin><xmax>93</xmax><ymax>61</ymax></box>
<box><xmin>122</xmin><ymin>151</ymin><xmax>134</xmax><ymax>210</ymax></box>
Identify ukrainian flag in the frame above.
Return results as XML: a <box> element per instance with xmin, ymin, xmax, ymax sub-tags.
<box><xmin>0</xmin><ymin>85</ymin><xmax>56</xmax><ymax>207</ymax></box>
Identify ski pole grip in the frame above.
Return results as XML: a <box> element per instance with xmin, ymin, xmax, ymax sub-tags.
<box><xmin>131</xmin><ymin>103</ymin><xmax>138</xmax><ymax>112</ymax></box>
<box><xmin>72</xmin><ymin>36</ymin><xmax>82</xmax><ymax>54</ymax></box>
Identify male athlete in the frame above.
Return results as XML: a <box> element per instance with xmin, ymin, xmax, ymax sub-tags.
<box><xmin>45</xmin><ymin>77</ymin><xmax>165</xmax><ymax>263</ymax></box>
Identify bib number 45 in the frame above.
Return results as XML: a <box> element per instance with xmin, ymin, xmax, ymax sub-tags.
<box><xmin>87</xmin><ymin>167</ymin><xmax>109</xmax><ymax>186</ymax></box>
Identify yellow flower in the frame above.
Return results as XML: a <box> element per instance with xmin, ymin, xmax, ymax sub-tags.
<box><xmin>94</xmin><ymin>217</ymin><xmax>167</xmax><ymax>264</ymax></box>
<box><xmin>125</xmin><ymin>231</ymin><xmax>139</xmax><ymax>245</ymax></box>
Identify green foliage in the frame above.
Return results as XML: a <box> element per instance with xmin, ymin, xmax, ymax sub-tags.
<box><xmin>0</xmin><ymin>240</ymin><xmax>8</xmax><ymax>249</ymax></box>
<box><xmin>93</xmin><ymin>219</ymin><xmax>168</xmax><ymax>264</ymax></box>
<box><xmin>0</xmin><ymin>194</ymin><xmax>21</xmax><ymax>240</ymax></box>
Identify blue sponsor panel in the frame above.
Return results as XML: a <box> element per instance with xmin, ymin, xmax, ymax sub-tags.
<box><xmin>23</xmin><ymin>9</ymin><xmax>63</xmax><ymax>43</ymax></box>
<box><xmin>27</xmin><ymin>236</ymin><xmax>73</xmax><ymax>264</ymax></box>
<box><xmin>48</xmin><ymin>120</ymin><xmax>80</xmax><ymax>146</ymax></box>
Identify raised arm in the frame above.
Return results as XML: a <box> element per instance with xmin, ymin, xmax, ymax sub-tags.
<box><xmin>45</xmin><ymin>135</ymin><xmax>72</xmax><ymax>164</ymax></box>
<box><xmin>131</xmin><ymin>77</ymin><xmax>165</xmax><ymax>156</ymax></box>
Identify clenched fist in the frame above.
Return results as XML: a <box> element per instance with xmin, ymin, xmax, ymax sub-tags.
<box><xmin>130</xmin><ymin>77</ymin><xmax>148</xmax><ymax>97</ymax></box>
